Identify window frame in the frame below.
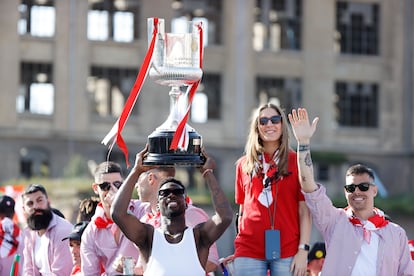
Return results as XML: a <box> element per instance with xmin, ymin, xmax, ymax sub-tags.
<box><xmin>19</xmin><ymin>0</ymin><xmax>56</xmax><ymax>37</ymax></box>
<box><xmin>336</xmin><ymin>1</ymin><xmax>380</xmax><ymax>55</ymax></box>
<box><xmin>18</xmin><ymin>62</ymin><xmax>54</xmax><ymax>115</ymax></box>
<box><xmin>87</xmin><ymin>0</ymin><xmax>141</xmax><ymax>42</ymax></box>
<box><xmin>335</xmin><ymin>81</ymin><xmax>379</xmax><ymax>128</ymax></box>
<box><xmin>88</xmin><ymin>66</ymin><xmax>139</xmax><ymax>118</ymax></box>
<box><xmin>253</xmin><ymin>0</ymin><xmax>303</xmax><ymax>51</ymax></box>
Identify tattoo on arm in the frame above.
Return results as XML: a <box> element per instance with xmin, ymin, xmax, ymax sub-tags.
<box><xmin>304</xmin><ymin>153</ymin><xmax>312</xmax><ymax>167</ymax></box>
<box><xmin>208</xmin><ymin>178</ymin><xmax>228</xmax><ymax>209</ymax></box>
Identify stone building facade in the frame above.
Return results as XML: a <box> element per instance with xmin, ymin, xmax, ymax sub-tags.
<box><xmin>0</xmin><ymin>1</ymin><xmax>413</xmax><ymax>199</ymax></box>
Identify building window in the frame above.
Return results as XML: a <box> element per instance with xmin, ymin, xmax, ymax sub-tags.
<box><xmin>191</xmin><ymin>73</ymin><xmax>221</xmax><ymax>122</ymax></box>
<box><xmin>88</xmin><ymin>66</ymin><xmax>138</xmax><ymax>118</ymax></box>
<box><xmin>335</xmin><ymin>81</ymin><xmax>378</xmax><ymax>127</ymax></box>
<box><xmin>171</xmin><ymin>0</ymin><xmax>222</xmax><ymax>45</ymax></box>
<box><xmin>17</xmin><ymin>62</ymin><xmax>54</xmax><ymax>115</ymax></box>
<box><xmin>20</xmin><ymin>146</ymin><xmax>50</xmax><ymax>178</ymax></box>
<box><xmin>87</xmin><ymin>0</ymin><xmax>141</xmax><ymax>42</ymax></box>
<box><xmin>191</xmin><ymin>93</ymin><xmax>208</xmax><ymax>123</ymax></box>
<box><xmin>253</xmin><ymin>0</ymin><xmax>302</xmax><ymax>51</ymax></box>
<box><xmin>336</xmin><ymin>2</ymin><xmax>379</xmax><ymax>55</ymax></box>
<box><xmin>256</xmin><ymin>76</ymin><xmax>302</xmax><ymax>112</ymax></box>
<box><xmin>18</xmin><ymin>0</ymin><xmax>55</xmax><ymax>37</ymax></box>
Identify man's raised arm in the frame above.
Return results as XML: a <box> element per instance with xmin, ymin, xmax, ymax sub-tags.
<box><xmin>198</xmin><ymin>148</ymin><xmax>233</xmax><ymax>244</ymax></box>
<box><xmin>111</xmin><ymin>145</ymin><xmax>153</xmax><ymax>250</ymax></box>
<box><xmin>288</xmin><ymin>108</ymin><xmax>319</xmax><ymax>193</ymax></box>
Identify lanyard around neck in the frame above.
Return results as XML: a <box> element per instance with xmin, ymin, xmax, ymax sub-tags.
<box><xmin>264</xmin><ymin>180</ymin><xmax>279</xmax><ymax>230</ymax></box>
<box><xmin>262</xmin><ymin>151</ymin><xmax>279</xmax><ymax>229</ymax></box>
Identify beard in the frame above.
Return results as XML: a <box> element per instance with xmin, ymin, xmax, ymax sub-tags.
<box><xmin>164</xmin><ymin>204</ymin><xmax>186</xmax><ymax>219</ymax></box>
<box><xmin>166</xmin><ymin>209</ymin><xmax>184</xmax><ymax>218</ymax></box>
<box><xmin>27</xmin><ymin>207</ymin><xmax>53</xmax><ymax>231</ymax></box>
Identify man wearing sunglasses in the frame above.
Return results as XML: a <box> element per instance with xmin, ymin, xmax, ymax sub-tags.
<box><xmin>133</xmin><ymin>166</ymin><xmax>220</xmax><ymax>274</ymax></box>
<box><xmin>289</xmin><ymin>108</ymin><xmax>414</xmax><ymax>275</ymax></box>
<box><xmin>111</xmin><ymin>145</ymin><xmax>233</xmax><ymax>275</ymax></box>
<box><xmin>81</xmin><ymin>161</ymin><xmax>147</xmax><ymax>275</ymax></box>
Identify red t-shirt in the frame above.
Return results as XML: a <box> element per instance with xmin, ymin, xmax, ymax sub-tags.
<box><xmin>234</xmin><ymin>150</ymin><xmax>305</xmax><ymax>259</ymax></box>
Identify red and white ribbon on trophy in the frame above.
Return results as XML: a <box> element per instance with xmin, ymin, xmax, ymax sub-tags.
<box><xmin>170</xmin><ymin>22</ymin><xmax>203</xmax><ymax>151</ymax></box>
<box><xmin>101</xmin><ymin>18</ymin><xmax>203</xmax><ymax>167</ymax></box>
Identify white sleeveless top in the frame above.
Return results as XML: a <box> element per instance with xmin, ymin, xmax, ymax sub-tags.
<box><xmin>144</xmin><ymin>227</ymin><xmax>205</xmax><ymax>276</ymax></box>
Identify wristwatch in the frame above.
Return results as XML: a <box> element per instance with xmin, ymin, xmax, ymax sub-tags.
<box><xmin>298</xmin><ymin>244</ymin><xmax>310</xmax><ymax>251</ymax></box>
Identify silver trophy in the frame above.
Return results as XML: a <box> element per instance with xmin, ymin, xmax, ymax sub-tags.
<box><xmin>143</xmin><ymin>18</ymin><xmax>204</xmax><ymax>166</ymax></box>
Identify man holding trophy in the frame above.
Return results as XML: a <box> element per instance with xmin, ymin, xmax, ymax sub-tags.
<box><xmin>111</xmin><ymin>145</ymin><xmax>233</xmax><ymax>275</ymax></box>
<box><xmin>106</xmin><ymin>18</ymin><xmax>232</xmax><ymax>275</ymax></box>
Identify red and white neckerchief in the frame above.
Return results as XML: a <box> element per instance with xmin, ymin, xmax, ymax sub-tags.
<box><xmin>257</xmin><ymin>150</ymin><xmax>279</xmax><ymax>207</ymax></box>
<box><xmin>0</xmin><ymin>217</ymin><xmax>20</xmax><ymax>258</ymax></box>
<box><xmin>345</xmin><ymin>207</ymin><xmax>389</xmax><ymax>244</ymax></box>
<box><xmin>70</xmin><ymin>265</ymin><xmax>81</xmax><ymax>276</ymax></box>
<box><xmin>93</xmin><ymin>203</ymin><xmax>122</xmax><ymax>244</ymax></box>
<box><xmin>408</xmin><ymin>240</ymin><xmax>414</xmax><ymax>260</ymax></box>
<box><xmin>142</xmin><ymin>209</ymin><xmax>161</xmax><ymax>228</ymax></box>
<box><xmin>93</xmin><ymin>203</ymin><xmax>113</xmax><ymax>229</ymax></box>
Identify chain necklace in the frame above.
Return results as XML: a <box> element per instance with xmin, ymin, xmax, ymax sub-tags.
<box><xmin>164</xmin><ymin>231</ymin><xmax>183</xmax><ymax>239</ymax></box>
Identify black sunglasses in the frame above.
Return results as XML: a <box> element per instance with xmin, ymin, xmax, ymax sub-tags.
<box><xmin>158</xmin><ymin>188</ymin><xmax>185</xmax><ymax>198</ymax></box>
<box><xmin>259</xmin><ymin>115</ymin><xmax>282</xmax><ymax>126</ymax></box>
<box><xmin>344</xmin><ymin>182</ymin><xmax>372</xmax><ymax>193</ymax></box>
<box><xmin>98</xmin><ymin>181</ymin><xmax>122</xmax><ymax>191</ymax></box>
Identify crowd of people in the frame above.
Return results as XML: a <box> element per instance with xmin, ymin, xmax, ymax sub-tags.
<box><xmin>0</xmin><ymin>103</ymin><xmax>413</xmax><ymax>276</ymax></box>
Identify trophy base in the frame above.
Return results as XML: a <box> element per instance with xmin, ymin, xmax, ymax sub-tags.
<box><xmin>143</xmin><ymin>130</ymin><xmax>204</xmax><ymax>166</ymax></box>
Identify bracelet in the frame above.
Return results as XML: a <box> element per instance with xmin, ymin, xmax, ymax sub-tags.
<box><xmin>298</xmin><ymin>244</ymin><xmax>310</xmax><ymax>251</ymax></box>
<box><xmin>298</xmin><ymin>144</ymin><xmax>310</xmax><ymax>152</ymax></box>
<box><xmin>202</xmin><ymin>169</ymin><xmax>213</xmax><ymax>178</ymax></box>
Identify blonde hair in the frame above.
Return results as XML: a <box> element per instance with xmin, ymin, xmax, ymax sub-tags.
<box><xmin>241</xmin><ymin>102</ymin><xmax>291</xmax><ymax>176</ymax></box>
